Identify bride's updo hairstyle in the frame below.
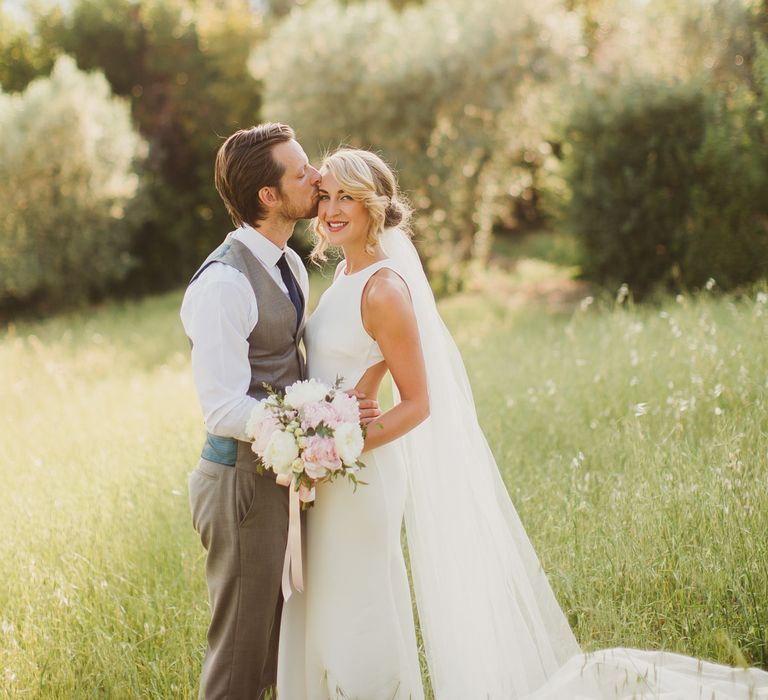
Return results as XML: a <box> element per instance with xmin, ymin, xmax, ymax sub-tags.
<box><xmin>311</xmin><ymin>148</ymin><xmax>412</xmax><ymax>263</ymax></box>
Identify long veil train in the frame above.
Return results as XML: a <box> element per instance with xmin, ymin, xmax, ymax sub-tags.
<box><xmin>380</xmin><ymin>227</ymin><xmax>768</xmax><ymax>699</ymax></box>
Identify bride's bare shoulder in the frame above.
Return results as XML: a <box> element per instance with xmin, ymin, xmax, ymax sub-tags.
<box><xmin>362</xmin><ymin>268</ymin><xmax>414</xmax><ymax>338</ymax></box>
<box><xmin>364</xmin><ymin>267</ymin><xmax>411</xmax><ymax>307</ymax></box>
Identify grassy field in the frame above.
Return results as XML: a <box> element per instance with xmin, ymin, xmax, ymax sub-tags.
<box><xmin>1</xmin><ymin>272</ymin><xmax>767</xmax><ymax>698</ymax></box>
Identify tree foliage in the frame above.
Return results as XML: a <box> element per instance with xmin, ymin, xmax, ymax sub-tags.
<box><xmin>0</xmin><ymin>8</ymin><xmax>57</xmax><ymax>92</ymax></box>
<box><xmin>42</xmin><ymin>0</ymin><xmax>264</xmax><ymax>291</ymax></box>
<box><xmin>257</xmin><ymin>0</ymin><xmax>580</xmax><ymax>292</ymax></box>
<box><xmin>0</xmin><ymin>56</ymin><xmax>146</xmax><ymax>312</ymax></box>
<box><xmin>1</xmin><ymin>0</ymin><xmax>766</xmax><ymax>313</ymax></box>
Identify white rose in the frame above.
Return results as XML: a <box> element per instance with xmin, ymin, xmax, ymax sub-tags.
<box><xmin>245</xmin><ymin>401</ymin><xmax>272</xmax><ymax>440</ymax></box>
<box><xmin>263</xmin><ymin>430</ymin><xmax>299</xmax><ymax>475</ymax></box>
<box><xmin>333</xmin><ymin>422</ymin><xmax>364</xmax><ymax>465</ymax></box>
<box><xmin>284</xmin><ymin>379</ymin><xmax>330</xmax><ymax>409</ymax></box>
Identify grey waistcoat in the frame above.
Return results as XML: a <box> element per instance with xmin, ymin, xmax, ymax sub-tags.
<box><xmin>189</xmin><ymin>234</ymin><xmax>307</xmax><ymax>402</ymax></box>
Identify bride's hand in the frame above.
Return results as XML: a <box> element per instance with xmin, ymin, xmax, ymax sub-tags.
<box><xmin>345</xmin><ymin>389</ymin><xmax>381</xmax><ymax>424</ymax></box>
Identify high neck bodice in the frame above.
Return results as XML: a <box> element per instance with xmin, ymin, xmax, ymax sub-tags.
<box><xmin>304</xmin><ymin>259</ymin><xmax>399</xmax><ymax>390</ymax></box>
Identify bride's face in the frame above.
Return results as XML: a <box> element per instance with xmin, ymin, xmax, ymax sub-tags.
<box><xmin>318</xmin><ymin>170</ymin><xmax>371</xmax><ymax>248</ymax></box>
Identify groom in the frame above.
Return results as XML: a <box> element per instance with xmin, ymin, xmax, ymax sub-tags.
<box><xmin>181</xmin><ymin>123</ymin><xmax>377</xmax><ymax>699</ymax></box>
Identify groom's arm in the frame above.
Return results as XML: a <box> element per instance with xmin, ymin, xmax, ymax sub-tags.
<box><xmin>180</xmin><ymin>264</ymin><xmax>260</xmax><ymax>442</ymax></box>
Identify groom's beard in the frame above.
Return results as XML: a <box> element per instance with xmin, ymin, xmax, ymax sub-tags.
<box><xmin>278</xmin><ymin>194</ymin><xmax>319</xmax><ymax>223</ymax></box>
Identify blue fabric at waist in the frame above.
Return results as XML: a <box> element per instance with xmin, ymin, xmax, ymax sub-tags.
<box><xmin>201</xmin><ymin>433</ymin><xmax>238</xmax><ymax>466</ymax></box>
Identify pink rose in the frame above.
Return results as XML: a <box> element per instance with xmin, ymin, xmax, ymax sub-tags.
<box><xmin>250</xmin><ymin>414</ymin><xmax>281</xmax><ymax>456</ymax></box>
<box><xmin>298</xmin><ymin>481</ymin><xmax>316</xmax><ymax>504</ymax></box>
<box><xmin>331</xmin><ymin>392</ymin><xmax>361</xmax><ymax>425</ymax></box>
<box><xmin>302</xmin><ymin>435</ymin><xmax>342</xmax><ymax>479</ymax></box>
<box><xmin>301</xmin><ymin>401</ymin><xmax>340</xmax><ymax>431</ymax></box>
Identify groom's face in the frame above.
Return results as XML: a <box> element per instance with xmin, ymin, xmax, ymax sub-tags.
<box><xmin>273</xmin><ymin>139</ymin><xmax>321</xmax><ymax>221</ymax></box>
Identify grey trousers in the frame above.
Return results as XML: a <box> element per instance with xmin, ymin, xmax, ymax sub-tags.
<box><xmin>189</xmin><ymin>441</ymin><xmax>289</xmax><ymax>700</ymax></box>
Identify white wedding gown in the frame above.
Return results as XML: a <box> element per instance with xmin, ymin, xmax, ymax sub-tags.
<box><xmin>278</xmin><ymin>259</ymin><xmax>425</xmax><ymax>700</ymax></box>
<box><xmin>277</xmin><ymin>233</ymin><xmax>768</xmax><ymax>699</ymax></box>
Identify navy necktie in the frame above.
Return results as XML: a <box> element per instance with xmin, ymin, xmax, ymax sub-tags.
<box><xmin>276</xmin><ymin>253</ymin><xmax>304</xmax><ymax>329</ymax></box>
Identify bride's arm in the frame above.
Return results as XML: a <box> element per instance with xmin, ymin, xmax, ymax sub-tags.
<box><xmin>358</xmin><ymin>269</ymin><xmax>429</xmax><ymax>452</ymax></box>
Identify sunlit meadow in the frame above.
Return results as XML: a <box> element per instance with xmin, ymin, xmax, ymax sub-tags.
<box><xmin>1</xmin><ymin>276</ymin><xmax>767</xmax><ymax>697</ymax></box>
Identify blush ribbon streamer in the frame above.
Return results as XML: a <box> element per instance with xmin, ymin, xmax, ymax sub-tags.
<box><xmin>276</xmin><ymin>473</ymin><xmax>303</xmax><ymax>600</ymax></box>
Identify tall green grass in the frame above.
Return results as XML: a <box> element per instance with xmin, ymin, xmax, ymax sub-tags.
<box><xmin>1</xmin><ymin>283</ymin><xmax>766</xmax><ymax>697</ymax></box>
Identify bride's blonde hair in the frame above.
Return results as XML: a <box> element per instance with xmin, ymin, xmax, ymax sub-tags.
<box><xmin>311</xmin><ymin>148</ymin><xmax>412</xmax><ymax>263</ymax></box>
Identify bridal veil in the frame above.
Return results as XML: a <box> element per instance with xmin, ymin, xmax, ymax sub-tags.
<box><xmin>379</xmin><ymin>227</ymin><xmax>768</xmax><ymax>699</ymax></box>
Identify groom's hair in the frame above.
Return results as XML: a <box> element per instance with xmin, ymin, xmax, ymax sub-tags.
<box><xmin>215</xmin><ymin>123</ymin><xmax>296</xmax><ymax>228</ymax></box>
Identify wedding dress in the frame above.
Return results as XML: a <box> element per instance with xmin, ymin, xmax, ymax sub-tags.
<box><xmin>278</xmin><ymin>258</ymin><xmax>425</xmax><ymax>700</ymax></box>
<box><xmin>278</xmin><ymin>229</ymin><xmax>768</xmax><ymax>699</ymax></box>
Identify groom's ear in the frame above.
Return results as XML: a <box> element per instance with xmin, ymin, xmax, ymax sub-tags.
<box><xmin>258</xmin><ymin>186</ymin><xmax>279</xmax><ymax>210</ymax></box>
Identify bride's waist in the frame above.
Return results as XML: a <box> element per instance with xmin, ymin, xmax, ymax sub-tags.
<box><xmin>306</xmin><ymin>366</ymin><xmax>366</xmax><ymax>390</ymax></box>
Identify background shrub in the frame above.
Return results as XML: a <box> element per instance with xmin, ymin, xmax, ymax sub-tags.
<box><xmin>0</xmin><ymin>56</ymin><xmax>146</xmax><ymax>313</ymax></box>
<box><xmin>562</xmin><ymin>57</ymin><xmax>768</xmax><ymax>299</ymax></box>
<box><xmin>563</xmin><ymin>81</ymin><xmax>709</xmax><ymax>298</ymax></box>
<box><xmin>684</xmin><ymin>41</ymin><xmax>768</xmax><ymax>290</ymax></box>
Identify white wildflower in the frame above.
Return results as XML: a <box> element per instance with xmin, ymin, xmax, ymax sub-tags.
<box><xmin>633</xmin><ymin>402</ymin><xmax>649</xmax><ymax>417</ymax></box>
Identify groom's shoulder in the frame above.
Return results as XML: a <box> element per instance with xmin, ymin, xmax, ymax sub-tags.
<box><xmin>188</xmin><ymin>235</ymin><xmax>240</xmax><ymax>284</ymax></box>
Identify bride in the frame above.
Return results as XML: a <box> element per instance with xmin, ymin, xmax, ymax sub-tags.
<box><xmin>277</xmin><ymin>148</ymin><xmax>768</xmax><ymax>699</ymax></box>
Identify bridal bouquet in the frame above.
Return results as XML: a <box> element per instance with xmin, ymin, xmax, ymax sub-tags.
<box><xmin>245</xmin><ymin>378</ymin><xmax>367</xmax><ymax>508</ymax></box>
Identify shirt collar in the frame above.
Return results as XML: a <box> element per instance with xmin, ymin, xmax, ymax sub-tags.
<box><xmin>233</xmin><ymin>223</ymin><xmax>284</xmax><ymax>268</ymax></box>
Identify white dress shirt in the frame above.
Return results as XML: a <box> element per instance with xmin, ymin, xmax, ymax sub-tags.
<box><xmin>180</xmin><ymin>224</ymin><xmax>309</xmax><ymax>441</ymax></box>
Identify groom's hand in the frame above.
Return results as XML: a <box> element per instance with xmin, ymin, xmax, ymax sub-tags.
<box><xmin>346</xmin><ymin>389</ymin><xmax>381</xmax><ymax>425</ymax></box>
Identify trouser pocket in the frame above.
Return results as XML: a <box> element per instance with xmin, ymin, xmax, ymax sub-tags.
<box><xmin>235</xmin><ymin>468</ymin><xmax>258</xmax><ymax>527</ymax></box>
<box><xmin>188</xmin><ymin>460</ymin><xmax>223</xmax><ymax>548</ymax></box>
